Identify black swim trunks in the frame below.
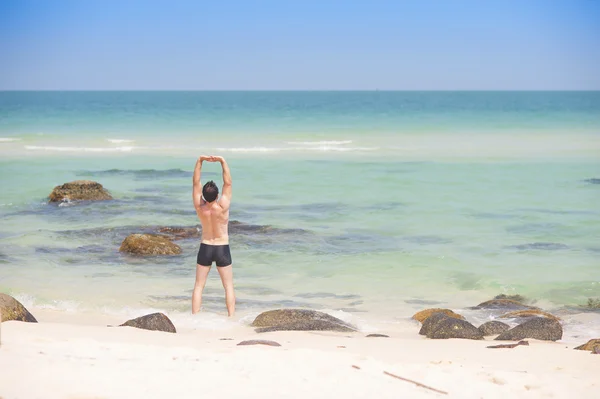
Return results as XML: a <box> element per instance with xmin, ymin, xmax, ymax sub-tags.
<box><xmin>197</xmin><ymin>243</ymin><xmax>232</xmax><ymax>267</ymax></box>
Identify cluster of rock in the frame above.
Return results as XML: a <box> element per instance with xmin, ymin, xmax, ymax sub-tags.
<box><xmin>49</xmin><ymin>180</ymin><xmax>113</xmax><ymax>203</ymax></box>
<box><xmin>412</xmin><ymin>296</ymin><xmax>565</xmax><ymax>341</ymax></box>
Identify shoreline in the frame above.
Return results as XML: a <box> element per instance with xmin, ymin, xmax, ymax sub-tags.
<box><xmin>1</xmin><ymin>308</ymin><xmax>599</xmax><ymax>399</ymax></box>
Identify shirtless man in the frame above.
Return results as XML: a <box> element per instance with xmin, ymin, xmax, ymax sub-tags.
<box><xmin>191</xmin><ymin>155</ymin><xmax>235</xmax><ymax>316</ymax></box>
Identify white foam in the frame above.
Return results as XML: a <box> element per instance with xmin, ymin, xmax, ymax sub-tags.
<box><xmin>0</xmin><ymin>138</ymin><xmax>20</xmax><ymax>142</ymax></box>
<box><xmin>216</xmin><ymin>145</ymin><xmax>378</xmax><ymax>153</ymax></box>
<box><xmin>286</xmin><ymin>140</ymin><xmax>353</xmax><ymax>145</ymax></box>
<box><xmin>25</xmin><ymin>145</ymin><xmax>134</xmax><ymax>153</ymax></box>
<box><xmin>216</xmin><ymin>147</ymin><xmax>284</xmax><ymax>153</ymax></box>
<box><xmin>107</xmin><ymin>139</ymin><xmax>135</xmax><ymax>144</ymax></box>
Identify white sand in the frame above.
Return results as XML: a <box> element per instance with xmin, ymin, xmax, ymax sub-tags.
<box><xmin>1</xmin><ymin>310</ymin><xmax>598</xmax><ymax>399</ymax></box>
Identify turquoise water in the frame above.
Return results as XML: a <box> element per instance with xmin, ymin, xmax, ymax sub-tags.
<box><xmin>0</xmin><ymin>92</ymin><xmax>599</xmax><ymax>334</ymax></box>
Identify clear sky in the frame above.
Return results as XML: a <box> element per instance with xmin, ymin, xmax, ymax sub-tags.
<box><xmin>0</xmin><ymin>0</ymin><xmax>598</xmax><ymax>90</ymax></box>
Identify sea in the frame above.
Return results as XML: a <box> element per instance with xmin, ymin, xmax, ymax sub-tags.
<box><xmin>0</xmin><ymin>91</ymin><xmax>599</xmax><ymax>339</ymax></box>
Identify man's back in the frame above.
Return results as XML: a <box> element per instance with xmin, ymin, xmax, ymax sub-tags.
<box><xmin>197</xmin><ymin>201</ymin><xmax>229</xmax><ymax>245</ymax></box>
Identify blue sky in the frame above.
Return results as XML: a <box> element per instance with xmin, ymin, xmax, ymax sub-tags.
<box><xmin>0</xmin><ymin>0</ymin><xmax>598</xmax><ymax>90</ymax></box>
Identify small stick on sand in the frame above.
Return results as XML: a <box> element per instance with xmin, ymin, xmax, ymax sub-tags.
<box><xmin>383</xmin><ymin>371</ymin><xmax>448</xmax><ymax>395</ymax></box>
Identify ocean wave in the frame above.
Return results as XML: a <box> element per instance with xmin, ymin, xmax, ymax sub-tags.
<box><xmin>285</xmin><ymin>140</ymin><xmax>353</xmax><ymax>145</ymax></box>
<box><xmin>0</xmin><ymin>138</ymin><xmax>21</xmax><ymax>142</ymax></box>
<box><xmin>216</xmin><ymin>145</ymin><xmax>378</xmax><ymax>153</ymax></box>
<box><xmin>107</xmin><ymin>138</ymin><xmax>135</xmax><ymax>144</ymax></box>
<box><xmin>25</xmin><ymin>145</ymin><xmax>134</xmax><ymax>152</ymax></box>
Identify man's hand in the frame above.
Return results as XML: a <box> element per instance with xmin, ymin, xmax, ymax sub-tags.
<box><xmin>198</xmin><ymin>155</ymin><xmax>211</xmax><ymax>162</ymax></box>
<box><xmin>209</xmin><ymin>155</ymin><xmax>224</xmax><ymax>163</ymax></box>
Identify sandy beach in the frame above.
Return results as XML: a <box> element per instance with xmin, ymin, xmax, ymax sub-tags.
<box><xmin>1</xmin><ymin>309</ymin><xmax>598</xmax><ymax>399</ymax></box>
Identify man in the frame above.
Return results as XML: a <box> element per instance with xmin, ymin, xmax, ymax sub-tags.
<box><xmin>191</xmin><ymin>155</ymin><xmax>235</xmax><ymax>316</ymax></box>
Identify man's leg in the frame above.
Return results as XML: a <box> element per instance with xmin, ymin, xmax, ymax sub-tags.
<box><xmin>192</xmin><ymin>264</ymin><xmax>211</xmax><ymax>314</ymax></box>
<box><xmin>217</xmin><ymin>265</ymin><xmax>235</xmax><ymax>317</ymax></box>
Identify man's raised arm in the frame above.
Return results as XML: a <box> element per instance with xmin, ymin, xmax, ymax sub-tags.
<box><xmin>214</xmin><ymin>156</ymin><xmax>232</xmax><ymax>209</ymax></box>
<box><xmin>193</xmin><ymin>156</ymin><xmax>208</xmax><ymax>209</ymax></box>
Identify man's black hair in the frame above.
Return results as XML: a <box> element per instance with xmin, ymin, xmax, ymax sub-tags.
<box><xmin>202</xmin><ymin>181</ymin><xmax>219</xmax><ymax>203</ymax></box>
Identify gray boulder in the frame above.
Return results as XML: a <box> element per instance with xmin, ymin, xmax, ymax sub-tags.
<box><xmin>119</xmin><ymin>312</ymin><xmax>176</xmax><ymax>333</ymax></box>
<box><xmin>426</xmin><ymin>317</ymin><xmax>484</xmax><ymax>340</ymax></box>
<box><xmin>0</xmin><ymin>293</ymin><xmax>37</xmax><ymax>323</ymax></box>
<box><xmin>419</xmin><ymin>312</ymin><xmax>451</xmax><ymax>336</ymax></box>
<box><xmin>471</xmin><ymin>298</ymin><xmax>537</xmax><ymax>311</ymax></box>
<box><xmin>478</xmin><ymin>321</ymin><xmax>510</xmax><ymax>336</ymax></box>
<box><xmin>495</xmin><ymin>317</ymin><xmax>562</xmax><ymax>341</ymax></box>
<box><xmin>252</xmin><ymin>309</ymin><xmax>357</xmax><ymax>332</ymax></box>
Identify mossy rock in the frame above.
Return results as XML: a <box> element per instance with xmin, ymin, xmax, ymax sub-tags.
<box><xmin>156</xmin><ymin>226</ymin><xmax>200</xmax><ymax>240</ymax></box>
<box><xmin>252</xmin><ymin>309</ymin><xmax>356</xmax><ymax>332</ymax></box>
<box><xmin>478</xmin><ymin>321</ymin><xmax>510</xmax><ymax>336</ymax></box>
<box><xmin>495</xmin><ymin>317</ymin><xmax>562</xmax><ymax>341</ymax></box>
<box><xmin>119</xmin><ymin>312</ymin><xmax>176</xmax><ymax>333</ymax></box>
<box><xmin>419</xmin><ymin>312</ymin><xmax>452</xmax><ymax>336</ymax></box>
<box><xmin>412</xmin><ymin>308</ymin><xmax>465</xmax><ymax>323</ymax></box>
<box><xmin>574</xmin><ymin>339</ymin><xmax>600</xmax><ymax>351</ymax></box>
<box><xmin>49</xmin><ymin>180</ymin><xmax>113</xmax><ymax>202</ymax></box>
<box><xmin>119</xmin><ymin>234</ymin><xmax>181</xmax><ymax>255</ymax></box>
<box><xmin>0</xmin><ymin>293</ymin><xmax>37</xmax><ymax>323</ymax></box>
<box><xmin>494</xmin><ymin>294</ymin><xmax>527</xmax><ymax>303</ymax></box>
<box><xmin>499</xmin><ymin>309</ymin><xmax>560</xmax><ymax>322</ymax></box>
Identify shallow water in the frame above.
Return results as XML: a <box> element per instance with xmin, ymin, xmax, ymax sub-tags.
<box><xmin>0</xmin><ymin>91</ymin><xmax>599</xmax><ymax>338</ymax></box>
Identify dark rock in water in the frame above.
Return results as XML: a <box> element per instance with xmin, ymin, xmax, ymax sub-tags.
<box><xmin>419</xmin><ymin>312</ymin><xmax>453</xmax><ymax>336</ymax></box>
<box><xmin>426</xmin><ymin>317</ymin><xmax>483</xmax><ymax>340</ymax></box>
<box><xmin>0</xmin><ymin>293</ymin><xmax>38</xmax><ymax>323</ymax></box>
<box><xmin>412</xmin><ymin>308</ymin><xmax>465</xmax><ymax>323</ymax></box>
<box><xmin>471</xmin><ymin>299</ymin><xmax>537</xmax><ymax>311</ymax></box>
<box><xmin>119</xmin><ymin>312</ymin><xmax>176</xmax><ymax>333</ymax></box>
<box><xmin>574</xmin><ymin>339</ymin><xmax>600</xmax><ymax>352</ymax></box>
<box><xmin>499</xmin><ymin>309</ymin><xmax>560</xmax><ymax>322</ymax></box>
<box><xmin>156</xmin><ymin>226</ymin><xmax>200</xmax><ymax>240</ymax></box>
<box><xmin>48</xmin><ymin>180</ymin><xmax>113</xmax><ymax>202</ymax></box>
<box><xmin>510</xmin><ymin>242</ymin><xmax>569</xmax><ymax>251</ymax></box>
<box><xmin>252</xmin><ymin>309</ymin><xmax>357</xmax><ymax>332</ymax></box>
<box><xmin>495</xmin><ymin>318</ymin><xmax>562</xmax><ymax>341</ymax></box>
<box><xmin>478</xmin><ymin>321</ymin><xmax>510</xmax><ymax>336</ymax></box>
<box><xmin>237</xmin><ymin>340</ymin><xmax>281</xmax><ymax>347</ymax></box>
<box><xmin>119</xmin><ymin>234</ymin><xmax>181</xmax><ymax>255</ymax></box>
<box><xmin>366</xmin><ymin>334</ymin><xmax>389</xmax><ymax>338</ymax></box>
<box><xmin>583</xmin><ymin>298</ymin><xmax>600</xmax><ymax>309</ymax></box>
<box><xmin>584</xmin><ymin>178</ymin><xmax>600</xmax><ymax>184</ymax></box>
<box><xmin>494</xmin><ymin>294</ymin><xmax>527</xmax><ymax>303</ymax></box>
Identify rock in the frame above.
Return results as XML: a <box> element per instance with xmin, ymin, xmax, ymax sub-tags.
<box><xmin>574</xmin><ymin>339</ymin><xmax>600</xmax><ymax>352</ymax></box>
<box><xmin>495</xmin><ymin>318</ymin><xmax>562</xmax><ymax>341</ymax></box>
<box><xmin>499</xmin><ymin>309</ymin><xmax>560</xmax><ymax>322</ymax></box>
<box><xmin>156</xmin><ymin>226</ymin><xmax>200</xmax><ymax>240</ymax></box>
<box><xmin>366</xmin><ymin>334</ymin><xmax>389</xmax><ymax>338</ymax></box>
<box><xmin>419</xmin><ymin>312</ymin><xmax>452</xmax><ymax>336</ymax></box>
<box><xmin>426</xmin><ymin>317</ymin><xmax>484</xmax><ymax>340</ymax></box>
<box><xmin>251</xmin><ymin>309</ymin><xmax>357</xmax><ymax>332</ymax></box>
<box><xmin>412</xmin><ymin>308</ymin><xmax>465</xmax><ymax>323</ymax></box>
<box><xmin>471</xmin><ymin>299</ymin><xmax>537</xmax><ymax>311</ymax></box>
<box><xmin>583</xmin><ymin>298</ymin><xmax>600</xmax><ymax>309</ymax></box>
<box><xmin>49</xmin><ymin>180</ymin><xmax>113</xmax><ymax>202</ymax></box>
<box><xmin>119</xmin><ymin>234</ymin><xmax>181</xmax><ymax>255</ymax></box>
<box><xmin>119</xmin><ymin>313</ymin><xmax>176</xmax><ymax>333</ymax></box>
<box><xmin>478</xmin><ymin>321</ymin><xmax>510</xmax><ymax>336</ymax></box>
<box><xmin>494</xmin><ymin>294</ymin><xmax>527</xmax><ymax>303</ymax></box>
<box><xmin>0</xmin><ymin>293</ymin><xmax>37</xmax><ymax>323</ymax></box>
<box><xmin>237</xmin><ymin>340</ymin><xmax>281</xmax><ymax>347</ymax></box>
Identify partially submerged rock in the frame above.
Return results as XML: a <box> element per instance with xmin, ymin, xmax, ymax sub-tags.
<box><xmin>478</xmin><ymin>321</ymin><xmax>510</xmax><ymax>336</ymax></box>
<box><xmin>583</xmin><ymin>298</ymin><xmax>600</xmax><ymax>309</ymax></box>
<box><xmin>252</xmin><ymin>309</ymin><xmax>357</xmax><ymax>332</ymax></box>
<box><xmin>119</xmin><ymin>234</ymin><xmax>181</xmax><ymax>255</ymax></box>
<box><xmin>471</xmin><ymin>299</ymin><xmax>536</xmax><ymax>311</ymax></box>
<box><xmin>412</xmin><ymin>308</ymin><xmax>465</xmax><ymax>323</ymax></box>
<box><xmin>0</xmin><ymin>293</ymin><xmax>37</xmax><ymax>323</ymax></box>
<box><xmin>49</xmin><ymin>180</ymin><xmax>113</xmax><ymax>202</ymax></box>
<box><xmin>425</xmin><ymin>317</ymin><xmax>484</xmax><ymax>340</ymax></box>
<box><xmin>499</xmin><ymin>309</ymin><xmax>560</xmax><ymax>322</ymax></box>
<box><xmin>156</xmin><ymin>226</ymin><xmax>200</xmax><ymax>240</ymax></box>
<box><xmin>237</xmin><ymin>340</ymin><xmax>281</xmax><ymax>347</ymax></box>
<box><xmin>494</xmin><ymin>294</ymin><xmax>527</xmax><ymax>303</ymax></box>
<box><xmin>495</xmin><ymin>318</ymin><xmax>562</xmax><ymax>341</ymax></box>
<box><xmin>574</xmin><ymin>339</ymin><xmax>600</xmax><ymax>352</ymax></box>
<box><xmin>119</xmin><ymin>312</ymin><xmax>176</xmax><ymax>333</ymax></box>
